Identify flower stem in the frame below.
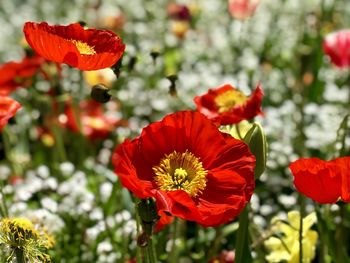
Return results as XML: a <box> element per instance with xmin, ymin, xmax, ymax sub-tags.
<box><xmin>169</xmin><ymin>217</ymin><xmax>179</xmax><ymax>263</ymax></box>
<box><xmin>207</xmin><ymin>226</ymin><xmax>223</xmax><ymax>260</ymax></box>
<box><xmin>136</xmin><ymin>199</ymin><xmax>158</xmax><ymax>263</ymax></box>
<box><xmin>235</xmin><ymin>205</ymin><xmax>252</xmax><ymax>263</ymax></box>
<box><xmin>335</xmin><ymin>203</ymin><xmax>350</xmax><ymax>263</ymax></box>
<box><xmin>315</xmin><ymin>204</ymin><xmax>331</xmax><ymax>263</ymax></box>
<box><xmin>0</xmin><ymin>181</ymin><xmax>9</xmax><ymax>218</ymax></box>
<box><xmin>52</xmin><ymin>126</ymin><xmax>67</xmax><ymax>162</ymax></box>
<box><xmin>15</xmin><ymin>248</ymin><xmax>25</xmax><ymax>263</ymax></box>
<box><xmin>299</xmin><ymin>195</ymin><xmax>305</xmax><ymax>263</ymax></box>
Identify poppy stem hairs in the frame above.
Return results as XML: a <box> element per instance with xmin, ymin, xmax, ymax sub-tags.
<box><xmin>136</xmin><ymin>199</ymin><xmax>159</xmax><ymax>263</ymax></box>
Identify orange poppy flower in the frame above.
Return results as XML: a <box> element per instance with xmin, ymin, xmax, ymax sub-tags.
<box><xmin>0</xmin><ymin>96</ymin><xmax>21</xmax><ymax>130</ymax></box>
<box><xmin>194</xmin><ymin>84</ymin><xmax>263</xmax><ymax>126</ymax></box>
<box><xmin>112</xmin><ymin>111</ymin><xmax>255</xmax><ymax>227</ymax></box>
<box><xmin>23</xmin><ymin>22</ymin><xmax>125</xmax><ymax>71</ymax></box>
<box><xmin>289</xmin><ymin>157</ymin><xmax>350</xmax><ymax>204</ymax></box>
<box><xmin>0</xmin><ymin>54</ymin><xmax>45</xmax><ymax>95</ymax></box>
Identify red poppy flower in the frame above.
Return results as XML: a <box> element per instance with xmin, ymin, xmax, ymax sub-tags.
<box><xmin>154</xmin><ymin>210</ymin><xmax>174</xmax><ymax>232</ymax></box>
<box><xmin>228</xmin><ymin>0</ymin><xmax>260</xmax><ymax>20</ymax></box>
<box><xmin>334</xmin><ymin>157</ymin><xmax>350</xmax><ymax>203</ymax></box>
<box><xmin>289</xmin><ymin>157</ymin><xmax>350</xmax><ymax>204</ymax></box>
<box><xmin>23</xmin><ymin>22</ymin><xmax>125</xmax><ymax>71</ymax></box>
<box><xmin>60</xmin><ymin>100</ymin><xmax>120</xmax><ymax>139</ymax></box>
<box><xmin>112</xmin><ymin>111</ymin><xmax>255</xmax><ymax>227</ymax></box>
<box><xmin>0</xmin><ymin>55</ymin><xmax>45</xmax><ymax>95</ymax></box>
<box><xmin>323</xmin><ymin>30</ymin><xmax>350</xmax><ymax>69</ymax></box>
<box><xmin>0</xmin><ymin>96</ymin><xmax>21</xmax><ymax>130</ymax></box>
<box><xmin>194</xmin><ymin>84</ymin><xmax>263</xmax><ymax>126</ymax></box>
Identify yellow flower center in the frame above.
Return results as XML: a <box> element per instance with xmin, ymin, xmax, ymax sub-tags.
<box><xmin>70</xmin><ymin>40</ymin><xmax>96</xmax><ymax>55</ymax></box>
<box><xmin>0</xmin><ymin>218</ymin><xmax>40</xmax><ymax>245</ymax></box>
<box><xmin>153</xmin><ymin>150</ymin><xmax>208</xmax><ymax>197</ymax></box>
<box><xmin>214</xmin><ymin>89</ymin><xmax>248</xmax><ymax>113</ymax></box>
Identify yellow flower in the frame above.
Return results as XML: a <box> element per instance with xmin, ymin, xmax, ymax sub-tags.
<box><xmin>0</xmin><ymin>218</ymin><xmax>54</xmax><ymax>262</ymax></box>
<box><xmin>84</xmin><ymin>68</ymin><xmax>116</xmax><ymax>88</ymax></box>
<box><xmin>264</xmin><ymin>211</ymin><xmax>318</xmax><ymax>263</ymax></box>
<box><xmin>171</xmin><ymin>21</ymin><xmax>190</xmax><ymax>39</ymax></box>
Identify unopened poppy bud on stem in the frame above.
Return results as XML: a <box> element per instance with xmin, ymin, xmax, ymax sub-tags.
<box><xmin>111</xmin><ymin>56</ymin><xmax>123</xmax><ymax>78</ymax></box>
<box><xmin>128</xmin><ymin>56</ymin><xmax>137</xmax><ymax>72</ymax></box>
<box><xmin>166</xmin><ymin>74</ymin><xmax>178</xmax><ymax>96</ymax></box>
<box><xmin>137</xmin><ymin>199</ymin><xmax>159</xmax><ymax>236</ymax></box>
<box><xmin>137</xmin><ymin>231</ymin><xmax>150</xmax><ymax>247</ymax></box>
<box><xmin>150</xmin><ymin>50</ymin><xmax>160</xmax><ymax>64</ymax></box>
<box><xmin>77</xmin><ymin>20</ymin><xmax>87</xmax><ymax>27</ymax></box>
<box><xmin>243</xmin><ymin>122</ymin><xmax>267</xmax><ymax>179</ymax></box>
<box><xmin>91</xmin><ymin>84</ymin><xmax>111</xmax><ymax>103</ymax></box>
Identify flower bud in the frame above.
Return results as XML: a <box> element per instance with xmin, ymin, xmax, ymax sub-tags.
<box><xmin>91</xmin><ymin>84</ymin><xmax>111</xmax><ymax>103</ymax></box>
<box><xmin>150</xmin><ymin>50</ymin><xmax>160</xmax><ymax>64</ymax></box>
<box><xmin>137</xmin><ymin>231</ymin><xmax>150</xmax><ymax>247</ymax></box>
<box><xmin>167</xmin><ymin>74</ymin><xmax>178</xmax><ymax>96</ymax></box>
<box><xmin>111</xmin><ymin>55</ymin><xmax>123</xmax><ymax>78</ymax></box>
<box><xmin>128</xmin><ymin>56</ymin><xmax>137</xmax><ymax>72</ymax></box>
<box><xmin>137</xmin><ymin>199</ymin><xmax>159</xmax><ymax>235</ymax></box>
<box><xmin>243</xmin><ymin>122</ymin><xmax>267</xmax><ymax>179</ymax></box>
<box><xmin>77</xmin><ymin>21</ymin><xmax>87</xmax><ymax>27</ymax></box>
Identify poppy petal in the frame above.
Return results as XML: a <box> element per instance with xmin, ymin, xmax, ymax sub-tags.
<box><xmin>194</xmin><ymin>83</ymin><xmax>263</xmax><ymax>126</ymax></box>
<box><xmin>334</xmin><ymin>156</ymin><xmax>350</xmax><ymax>202</ymax></box>
<box><xmin>0</xmin><ymin>97</ymin><xmax>22</xmax><ymax>130</ymax></box>
<box><xmin>289</xmin><ymin>158</ymin><xmax>341</xmax><ymax>204</ymax></box>
<box><xmin>23</xmin><ymin>22</ymin><xmax>125</xmax><ymax>71</ymax></box>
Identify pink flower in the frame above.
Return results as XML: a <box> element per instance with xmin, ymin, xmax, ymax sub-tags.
<box><xmin>323</xmin><ymin>30</ymin><xmax>350</xmax><ymax>68</ymax></box>
<box><xmin>228</xmin><ymin>0</ymin><xmax>260</xmax><ymax>20</ymax></box>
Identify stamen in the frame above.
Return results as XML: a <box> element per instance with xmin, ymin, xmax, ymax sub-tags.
<box><xmin>153</xmin><ymin>150</ymin><xmax>208</xmax><ymax>197</ymax></box>
<box><xmin>70</xmin><ymin>40</ymin><xmax>96</xmax><ymax>55</ymax></box>
<box><xmin>215</xmin><ymin>89</ymin><xmax>248</xmax><ymax>113</ymax></box>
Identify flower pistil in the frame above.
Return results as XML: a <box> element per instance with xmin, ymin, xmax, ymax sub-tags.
<box><xmin>153</xmin><ymin>150</ymin><xmax>207</xmax><ymax>197</ymax></box>
<box><xmin>70</xmin><ymin>40</ymin><xmax>96</xmax><ymax>55</ymax></box>
<box><xmin>214</xmin><ymin>89</ymin><xmax>248</xmax><ymax>113</ymax></box>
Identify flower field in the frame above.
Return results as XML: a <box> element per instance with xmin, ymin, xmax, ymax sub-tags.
<box><xmin>0</xmin><ymin>0</ymin><xmax>349</xmax><ymax>262</ymax></box>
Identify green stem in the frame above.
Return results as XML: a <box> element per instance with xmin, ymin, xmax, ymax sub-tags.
<box><xmin>315</xmin><ymin>204</ymin><xmax>331</xmax><ymax>263</ymax></box>
<box><xmin>169</xmin><ymin>218</ymin><xmax>179</xmax><ymax>263</ymax></box>
<box><xmin>136</xmin><ymin>199</ymin><xmax>158</xmax><ymax>263</ymax></box>
<box><xmin>135</xmin><ymin>204</ymin><xmax>142</xmax><ymax>263</ymax></box>
<box><xmin>335</xmin><ymin>203</ymin><xmax>350</xmax><ymax>263</ymax></box>
<box><xmin>142</xmin><ymin>238</ymin><xmax>156</xmax><ymax>263</ymax></box>
<box><xmin>299</xmin><ymin>195</ymin><xmax>305</xmax><ymax>263</ymax></box>
<box><xmin>207</xmin><ymin>226</ymin><xmax>223</xmax><ymax>260</ymax></box>
<box><xmin>0</xmin><ymin>181</ymin><xmax>8</xmax><ymax>218</ymax></box>
<box><xmin>52</xmin><ymin>126</ymin><xmax>67</xmax><ymax>162</ymax></box>
<box><xmin>15</xmin><ymin>248</ymin><xmax>25</xmax><ymax>263</ymax></box>
<box><xmin>2</xmin><ymin>127</ymin><xmax>22</xmax><ymax>176</ymax></box>
<box><xmin>235</xmin><ymin>205</ymin><xmax>252</xmax><ymax>263</ymax></box>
